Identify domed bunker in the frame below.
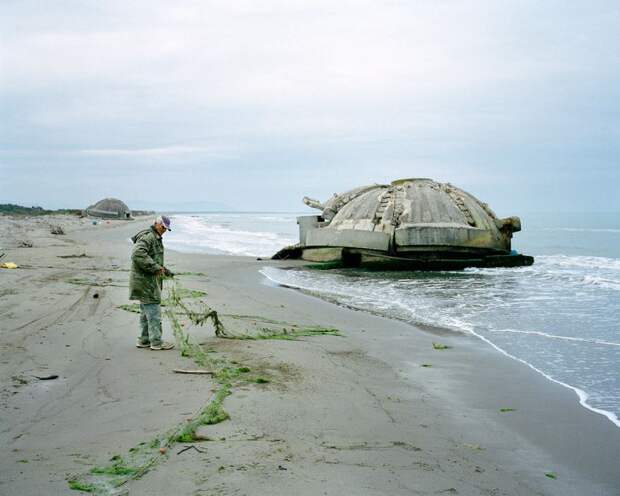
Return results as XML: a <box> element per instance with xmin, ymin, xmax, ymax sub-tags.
<box><xmin>85</xmin><ymin>198</ymin><xmax>132</xmax><ymax>220</ymax></box>
<box><xmin>286</xmin><ymin>178</ymin><xmax>533</xmax><ymax>269</ymax></box>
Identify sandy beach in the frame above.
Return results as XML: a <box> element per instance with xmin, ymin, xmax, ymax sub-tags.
<box><xmin>1</xmin><ymin>215</ymin><xmax>619</xmax><ymax>496</ymax></box>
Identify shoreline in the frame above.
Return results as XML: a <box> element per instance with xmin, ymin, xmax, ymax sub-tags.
<box><xmin>1</xmin><ymin>215</ymin><xmax>619</xmax><ymax>495</ymax></box>
<box><xmin>259</xmin><ymin>265</ymin><xmax>620</xmax><ymax>430</ymax></box>
<box><xmin>466</xmin><ymin>325</ymin><xmax>620</xmax><ymax>429</ymax></box>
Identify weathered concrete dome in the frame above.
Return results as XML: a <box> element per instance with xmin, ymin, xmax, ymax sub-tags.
<box><xmin>294</xmin><ymin>178</ymin><xmax>531</xmax><ymax>269</ymax></box>
<box><xmin>85</xmin><ymin>198</ymin><xmax>132</xmax><ymax>219</ymax></box>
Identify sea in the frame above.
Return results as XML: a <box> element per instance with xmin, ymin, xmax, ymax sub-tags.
<box><xmin>166</xmin><ymin>211</ymin><xmax>620</xmax><ymax>427</ymax></box>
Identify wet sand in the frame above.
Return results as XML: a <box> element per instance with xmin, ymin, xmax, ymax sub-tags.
<box><xmin>0</xmin><ymin>215</ymin><xmax>618</xmax><ymax>495</ymax></box>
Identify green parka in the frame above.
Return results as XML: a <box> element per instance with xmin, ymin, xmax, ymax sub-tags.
<box><xmin>129</xmin><ymin>227</ymin><xmax>164</xmax><ymax>304</ymax></box>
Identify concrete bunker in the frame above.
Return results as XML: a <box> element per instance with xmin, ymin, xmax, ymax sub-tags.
<box><xmin>85</xmin><ymin>198</ymin><xmax>132</xmax><ymax>220</ymax></box>
<box><xmin>282</xmin><ymin>178</ymin><xmax>533</xmax><ymax>270</ymax></box>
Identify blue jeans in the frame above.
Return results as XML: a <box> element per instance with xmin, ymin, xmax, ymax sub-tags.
<box><xmin>139</xmin><ymin>303</ymin><xmax>162</xmax><ymax>346</ymax></box>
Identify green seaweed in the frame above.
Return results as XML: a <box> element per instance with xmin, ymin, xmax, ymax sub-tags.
<box><xmin>118</xmin><ymin>285</ymin><xmax>206</xmax><ymax>315</ymax></box>
<box><xmin>90</xmin><ymin>456</ymin><xmax>139</xmax><ymax>477</ymax></box>
<box><xmin>67</xmin><ymin>277</ymin><xmax>125</xmax><ymax>288</ymax></box>
<box><xmin>201</xmin><ymin>387</ymin><xmax>231</xmax><ymax>424</ymax></box>
<box><xmin>214</xmin><ymin>366</ymin><xmax>248</xmax><ymax>382</ymax></box>
<box><xmin>90</xmin><ymin>465</ymin><xmax>137</xmax><ymax>476</ymax></box>
<box><xmin>254</xmin><ymin>377</ymin><xmax>270</xmax><ymax>384</ymax></box>
<box><xmin>165</xmin><ymin>282</ymin><xmax>225</xmax><ymax>337</ymax></box>
<box><xmin>174</xmin><ymin>385</ymin><xmax>231</xmax><ymax>442</ymax></box>
<box><xmin>421</xmin><ymin>364</ymin><xmax>433</xmax><ymax>368</ymax></box>
<box><xmin>432</xmin><ymin>342</ymin><xmax>451</xmax><ymax>350</ymax></box>
<box><xmin>118</xmin><ymin>303</ymin><xmax>141</xmax><ymax>313</ymax></box>
<box><xmin>168</xmin><ymin>287</ymin><xmax>207</xmax><ymax>299</ymax></box>
<box><xmin>166</xmin><ymin>307</ymin><xmax>209</xmax><ymax>367</ymax></box>
<box><xmin>68</xmin><ymin>480</ymin><xmax>96</xmax><ymax>492</ymax></box>
<box><xmin>221</xmin><ymin>313</ymin><xmax>291</xmax><ymax>326</ymax></box>
<box><xmin>499</xmin><ymin>408</ymin><xmax>516</xmax><ymax>413</ymax></box>
<box><xmin>462</xmin><ymin>443</ymin><xmax>484</xmax><ymax>451</ymax></box>
<box><xmin>545</xmin><ymin>472</ymin><xmax>557</xmax><ymax>479</ymax></box>
<box><xmin>228</xmin><ymin>326</ymin><xmax>342</xmax><ymax>341</ymax></box>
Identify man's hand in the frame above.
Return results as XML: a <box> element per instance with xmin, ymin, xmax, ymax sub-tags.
<box><xmin>157</xmin><ymin>266</ymin><xmax>174</xmax><ymax>277</ymax></box>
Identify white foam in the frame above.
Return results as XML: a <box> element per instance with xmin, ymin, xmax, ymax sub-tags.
<box><xmin>582</xmin><ymin>275</ymin><xmax>620</xmax><ymax>291</ymax></box>
<box><xmin>537</xmin><ymin>254</ymin><xmax>620</xmax><ymax>271</ymax></box>
<box><xmin>255</xmin><ymin>215</ymin><xmax>296</xmax><ymax>222</ymax></box>
<box><xmin>167</xmin><ymin>215</ymin><xmax>297</xmax><ymax>257</ymax></box>
<box><xmin>464</xmin><ymin>255</ymin><xmax>620</xmax><ymax>292</ymax></box>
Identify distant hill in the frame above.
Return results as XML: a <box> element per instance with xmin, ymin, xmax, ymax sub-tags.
<box><xmin>0</xmin><ymin>204</ymin><xmax>82</xmax><ymax>216</ymax></box>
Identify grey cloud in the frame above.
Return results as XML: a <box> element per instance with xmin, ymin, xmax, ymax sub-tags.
<box><xmin>1</xmin><ymin>1</ymin><xmax>619</xmax><ymax>212</ymax></box>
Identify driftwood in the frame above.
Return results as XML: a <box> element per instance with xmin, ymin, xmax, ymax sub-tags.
<box><xmin>172</xmin><ymin>368</ymin><xmax>214</xmax><ymax>375</ymax></box>
<box><xmin>34</xmin><ymin>374</ymin><xmax>59</xmax><ymax>380</ymax></box>
<box><xmin>177</xmin><ymin>445</ymin><xmax>206</xmax><ymax>455</ymax></box>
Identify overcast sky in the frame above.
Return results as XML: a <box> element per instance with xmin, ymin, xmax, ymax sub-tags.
<box><xmin>1</xmin><ymin>1</ymin><xmax>619</xmax><ymax>214</ymax></box>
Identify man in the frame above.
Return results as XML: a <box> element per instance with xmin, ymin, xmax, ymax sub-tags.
<box><xmin>129</xmin><ymin>215</ymin><xmax>175</xmax><ymax>350</ymax></box>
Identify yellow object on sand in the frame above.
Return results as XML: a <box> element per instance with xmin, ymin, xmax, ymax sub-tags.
<box><xmin>0</xmin><ymin>262</ymin><xmax>18</xmax><ymax>269</ymax></box>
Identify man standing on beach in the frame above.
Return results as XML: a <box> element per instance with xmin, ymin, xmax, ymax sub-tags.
<box><xmin>129</xmin><ymin>216</ymin><xmax>175</xmax><ymax>350</ymax></box>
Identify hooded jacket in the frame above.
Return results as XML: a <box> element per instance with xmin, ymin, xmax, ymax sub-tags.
<box><xmin>129</xmin><ymin>226</ymin><xmax>164</xmax><ymax>303</ymax></box>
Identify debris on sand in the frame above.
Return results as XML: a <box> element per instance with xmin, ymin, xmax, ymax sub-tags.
<box><xmin>177</xmin><ymin>445</ymin><xmax>206</xmax><ymax>455</ymax></box>
<box><xmin>50</xmin><ymin>225</ymin><xmax>65</xmax><ymax>235</ymax></box>
<box><xmin>34</xmin><ymin>375</ymin><xmax>59</xmax><ymax>381</ymax></box>
<box><xmin>172</xmin><ymin>369</ymin><xmax>214</xmax><ymax>375</ymax></box>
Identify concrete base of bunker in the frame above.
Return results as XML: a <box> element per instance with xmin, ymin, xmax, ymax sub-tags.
<box><xmin>299</xmin><ymin>248</ymin><xmax>534</xmax><ymax>271</ymax></box>
<box><xmin>342</xmin><ymin>249</ymin><xmax>362</xmax><ymax>267</ymax></box>
<box><xmin>348</xmin><ymin>252</ymin><xmax>535</xmax><ymax>271</ymax></box>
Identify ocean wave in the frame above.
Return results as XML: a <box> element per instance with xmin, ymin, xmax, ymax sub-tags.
<box><xmin>167</xmin><ymin>215</ymin><xmax>296</xmax><ymax>257</ymax></box>
<box><xmin>464</xmin><ymin>258</ymin><xmax>620</xmax><ymax>291</ymax></box>
<box><xmin>255</xmin><ymin>215</ymin><xmax>298</xmax><ymax>222</ymax></box>
<box><xmin>536</xmin><ymin>254</ymin><xmax>620</xmax><ymax>271</ymax></box>
<box><xmin>582</xmin><ymin>275</ymin><xmax>620</xmax><ymax>291</ymax></box>
<box><xmin>489</xmin><ymin>328</ymin><xmax>620</xmax><ymax>347</ymax></box>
